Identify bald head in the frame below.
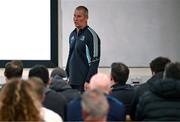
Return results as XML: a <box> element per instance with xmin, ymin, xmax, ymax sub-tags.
<box><xmin>88</xmin><ymin>73</ymin><xmax>111</xmax><ymax>94</ymax></box>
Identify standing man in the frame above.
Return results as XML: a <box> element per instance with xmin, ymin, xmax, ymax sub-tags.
<box><xmin>66</xmin><ymin>6</ymin><xmax>101</xmax><ymax>91</ymax></box>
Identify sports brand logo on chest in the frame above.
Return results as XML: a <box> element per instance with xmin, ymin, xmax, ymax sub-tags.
<box><xmin>70</xmin><ymin>36</ymin><xmax>75</xmax><ymax>44</ymax></box>
<box><xmin>80</xmin><ymin>35</ymin><xmax>85</xmax><ymax>42</ymax></box>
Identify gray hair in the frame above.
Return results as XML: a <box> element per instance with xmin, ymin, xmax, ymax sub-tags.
<box><xmin>81</xmin><ymin>89</ymin><xmax>109</xmax><ymax>119</ymax></box>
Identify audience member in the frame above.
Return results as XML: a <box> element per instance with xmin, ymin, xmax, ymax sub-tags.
<box><xmin>67</xmin><ymin>73</ymin><xmax>125</xmax><ymax>121</ymax></box>
<box><xmin>49</xmin><ymin>67</ymin><xmax>81</xmax><ymax>102</ymax></box>
<box><xmin>130</xmin><ymin>56</ymin><xmax>171</xmax><ymax>120</ymax></box>
<box><xmin>4</xmin><ymin>60</ymin><xmax>23</xmax><ymax>81</ymax></box>
<box><xmin>28</xmin><ymin>77</ymin><xmax>63</xmax><ymax>122</ymax></box>
<box><xmin>82</xmin><ymin>89</ymin><xmax>109</xmax><ymax>122</ymax></box>
<box><xmin>0</xmin><ymin>79</ymin><xmax>42</xmax><ymax>121</ymax></box>
<box><xmin>28</xmin><ymin>65</ymin><xmax>67</xmax><ymax>120</ymax></box>
<box><xmin>110</xmin><ymin>62</ymin><xmax>135</xmax><ymax>115</ymax></box>
<box><xmin>136</xmin><ymin>62</ymin><xmax>180</xmax><ymax>120</ymax></box>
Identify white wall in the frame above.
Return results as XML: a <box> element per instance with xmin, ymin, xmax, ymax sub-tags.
<box><xmin>60</xmin><ymin>0</ymin><xmax>180</xmax><ymax>67</ymax></box>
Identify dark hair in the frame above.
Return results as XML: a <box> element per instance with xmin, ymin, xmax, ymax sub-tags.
<box><xmin>164</xmin><ymin>62</ymin><xmax>180</xmax><ymax>80</ymax></box>
<box><xmin>150</xmin><ymin>57</ymin><xmax>171</xmax><ymax>74</ymax></box>
<box><xmin>111</xmin><ymin>62</ymin><xmax>129</xmax><ymax>85</ymax></box>
<box><xmin>28</xmin><ymin>65</ymin><xmax>49</xmax><ymax>85</ymax></box>
<box><xmin>75</xmin><ymin>6</ymin><xmax>88</xmax><ymax>17</ymax></box>
<box><xmin>4</xmin><ymin>60</ymin><xmax>23</xmax><ymax>79</ymax></box>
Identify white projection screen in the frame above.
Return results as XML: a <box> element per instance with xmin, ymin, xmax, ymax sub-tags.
<box><xmin>0</xmin><ymin>0</ymin><xmax>58</xmax><ymax>67</ymax></box>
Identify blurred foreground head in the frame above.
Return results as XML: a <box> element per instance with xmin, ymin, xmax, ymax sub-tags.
<box><xmin>82</xmin><ymin>89</ymin><xmax>109</xmax><ymax>122</ymax></box>
<box><xmin>0</xmin><ymin>79</ymin><xmax>42</xmax><ymax>121</ymax></box>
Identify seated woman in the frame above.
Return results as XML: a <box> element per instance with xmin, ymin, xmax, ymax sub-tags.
<box><xmin>0</xmin><ymin>78</ymin><xmax>42</xmax><ymax>121</ymax></box>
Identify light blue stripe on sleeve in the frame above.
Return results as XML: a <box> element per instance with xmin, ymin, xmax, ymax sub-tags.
<box><xmin>88</xmin><ymin>27</ymin><xmax>99</xmax><ymax>58</ymax></box>
<box><xmin>86</xmin><ymin>45</ymin><xmax>91</xmax><ymax>65</ymax></box>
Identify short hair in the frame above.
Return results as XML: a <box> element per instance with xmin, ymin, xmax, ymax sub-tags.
<box><xmin>4</xmin><ymin>60</ymin><xmax>23</xmax><ymax>79</ymax></box>
<box><xmin>50</xmin><ymin>67</ymin><xmax>67</xmax><ymax>78</ymax></box>
<box><xmin>75</xmin><ymin>6</ymin><xmax>88</xmax><ymax>17</ymax></box>
<box><xmin>164</xmin><ymin>62</ymin><xmax>180</xmax><ymax>80</ymax></box>
<box><xmin>81</xmin><ymin>89</ymin><xmax>109</xmax><ymax>119</ymax></box>
<box><xmin>150</xmin><ymin>57</ymin><xmax>171</xmax><ymax>74</ymax></box>
<box><xmin>111</xmin><ymin>62</ymin><xmax>129</xmax><ymax>84</ymax></box>
<box><xmin>28</xmin><ymin>65</ymin><xmax>49</xmax><ymax>85</ymax></box>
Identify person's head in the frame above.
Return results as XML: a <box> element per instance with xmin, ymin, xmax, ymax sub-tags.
<box><xmin>0</xmin><ymin>79</ymin><xmax>42</xmax><ymax>121</ymax></box>
<box><xmin>50</xmin><ymin>67</ymin><xmax>67</xmax><ymax>80</ymax></box>
<box><xmin>111</xmin><ymin>62</ymin><xmax>129</xmax><ymax>85</ymax></box>
<box><xmin>150</xmin><ymin>57</ymin><xmax>171</xmax><ymax>75</ymax></box>
<box><xmin>88</xmin><ymin>73</ymin><xmax>111</xmax><ymax>94</ymax></box>
<box><xmin>163</xmin><ymin>62</ymin><xmax>180</xmax><ymax>80</ymax></box>
<box><xmin>82</xmin><ymin>89</ymin><xmax>109</xmax><ymax>122</ymax></box>
<box><xmin>28</xmin><ymin>77</ymin><xmax>45</xmax><ymax>102</ymax></box>
<box><xmin>28</xmin><ymin>65</ymin><xmax>49</xmax><ymax>86</ymax></box>
<box><xmin>4</xmin><ymin>60</ymin><xmax>23</xmax><ymax>80</ymax></box>
<box><xmin>74</xmin><ymin>6</ymin><xmax>88</xmax><ymax>30</ymax></box>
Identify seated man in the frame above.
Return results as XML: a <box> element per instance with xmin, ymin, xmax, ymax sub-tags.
<box><xmin>82</xmin><ymin>89</ymin><xmax>109</xmax><ymax>122</ymax></box>
<box><xmin>130</xmin><ymin>56</ymin><xmax>171</xmax><ymax>120</ymax></box>
<box><xmin>110</xmin><ymin>62</ymin><xmax>135</xmax><ymax>114</ymax></box>
<box><xmin>67</xmin><ymin>73</ymin><xmax>126</xmax><ymax>121</ymax></box>
<box><xmin>28</xmin><ymin>77</ymin><xmax>63</xmax><ymax>122</ymax></box>
<box><xmin>136</xmin><ymin>62</ymin><xmax>180</xmax><ymax>121</ymax></box>
<box><xmin>28</xmin><ymin>65</ymin><xmax>67</xmax><ymax>120</ymax></box>
<box><xmin>49</xmin><ymin>67</ymin><xmax>81</xmax><ymax>102</ymax></box>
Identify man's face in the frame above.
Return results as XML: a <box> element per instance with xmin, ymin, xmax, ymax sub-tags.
<box><xmin>73</xmin><ymin>9</ymin><xmax>88</xmax><ymax>29</ymax></box>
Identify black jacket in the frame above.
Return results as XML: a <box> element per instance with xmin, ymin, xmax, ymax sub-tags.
<box><xmin>130</xmin><ymin>72</ymin><xmax>163</xmax><ymax>120</ymax></box>
<box><xmin>136</xmin><ymin>79</ymin><xmax>180</xmax><ymax>121</ymax></box>
<box><xmin>111</xmin><ymin>84</ymin><xmax>135</xmax><ymax>114</ymax></box>
<box><xmin>43</xmin><ymin>88</ymin><xmax>67</xmax><ymax>120</ymax></box>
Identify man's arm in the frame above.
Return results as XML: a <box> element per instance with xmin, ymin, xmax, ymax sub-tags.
<box><xmin>85</xmin><ymin>28</ymin><xmax>101</xmax><ymax>82</ymax></box>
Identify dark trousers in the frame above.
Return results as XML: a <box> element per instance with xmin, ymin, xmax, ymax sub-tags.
<box><xmin>70</xmin><ymin>84</ymin><xmax>84</xmax><ymax>93</ymax></box>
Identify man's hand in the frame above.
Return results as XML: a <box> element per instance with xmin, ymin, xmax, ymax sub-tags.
<box><xmin>84</xmin><ymin>82</ymin><xmax>89</xmax><ymax>91</ymax></box>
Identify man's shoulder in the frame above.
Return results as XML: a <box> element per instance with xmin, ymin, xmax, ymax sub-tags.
<box><xmin>86</xmin><ymin>26</ymin><xmax>98</xmax><ymax>35</ymax></box>
<box><xmin>107</xmin><ymin>95</ymin><xmax>124</xmax><ymax>107</ymax></box>
<box><xmin>45</xmin><ymin>88</ymin><xmax>67</xmax><ymax>102</ymax></box>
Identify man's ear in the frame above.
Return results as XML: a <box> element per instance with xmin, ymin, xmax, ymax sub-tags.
<box><xmin>4</xmin><ymin>71</ymin><xmax>7</xmax><ymax>77</ymax></box>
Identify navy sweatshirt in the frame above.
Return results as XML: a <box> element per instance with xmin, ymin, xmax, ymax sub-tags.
<box><xmin>66</xmin><ymin>26</ymin><xmax>101</xmax><ymax>86</ymax></box>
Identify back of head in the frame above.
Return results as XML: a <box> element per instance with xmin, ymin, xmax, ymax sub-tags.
<box><xmin>50</xmin><ymin>67</ymin><xmax>67</xmax><ymax>79</ymax></box>
<box><xmin>164</xmin><ymin>62</ymin><xmax>180</xmax><ymax>80</ymax></box>
<box><xmin>150</xmin><ymin>57</ymin><xmax>171</xmax><ymax>74</ymax></box>
<box><xmin>28</xmin><ymin>77</ymin><xmax>45</xmax><ymax>101</ymax></box>
<box><xmin>4</xmin><ymin>60</ymin><xmax>23</xmax><ymax>80</ymax></box>
<box><xmin>81</xmin><ymin>89</ymin><xmax>109</xmax><ymax>122</ymax></box>
<box><xmin>89</xmin><ymin>73</ymin><xmax>111</xmax><ymax>94</ymax></box>
<box><xmin>111</xmin><ymin>62</ymin><xmax>129</xmax><ymax>85</ymax></box>
<box><xmin>0</xmin><ymin>79</ymin><xmax>42</xmax><ymax>121</ymax></box>
<box><xmin>28</xmin><ymin>65</ymin><xmax>49</xmax><ymax>85</ymax></box>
